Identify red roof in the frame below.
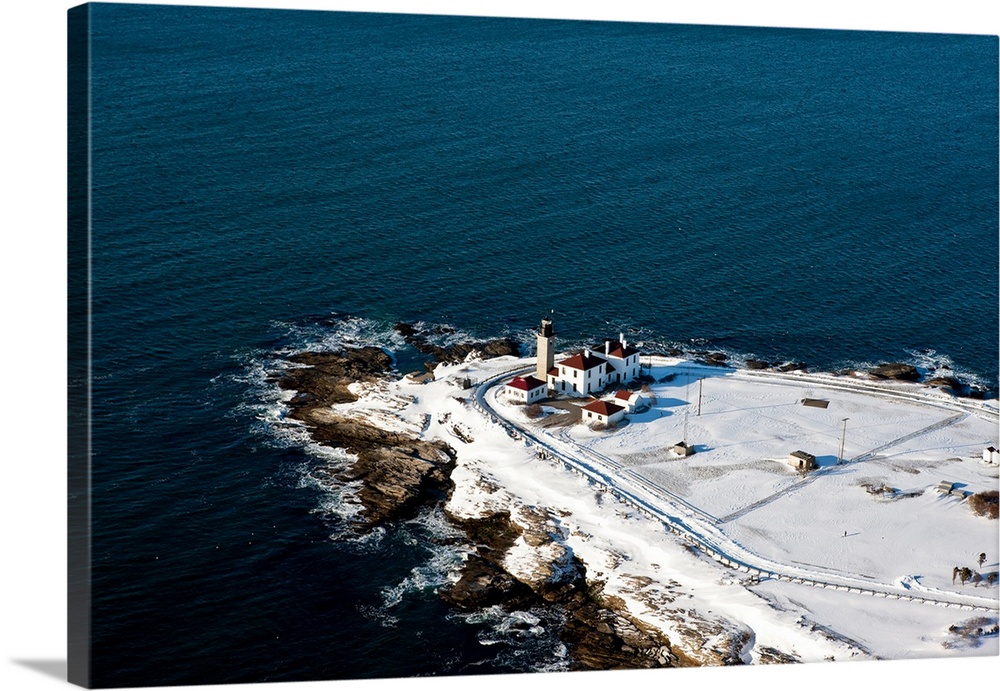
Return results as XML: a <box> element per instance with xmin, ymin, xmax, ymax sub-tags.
<box><xmin>558</xmin><ymin>351</ymin><xmax>607</xmax><ymax>372</ymax></box>
<box><xmin>582</xmin><ymin>400</ymin><xmax>624</xmax><ymax>416</ymax></box>
<box><xmin>607</xmin><ymin>343</ymin><xmax>640</xmax><ymax>359</ymax></box>
<box><xmin>613</xmin><ymin>389</ymin><xmax>633</xmax><ymax>401</ymax></box>
<box><xmin>507</xmin><ymin>375</ymin><xmax>546</xmax><ymax>391</ymax></box>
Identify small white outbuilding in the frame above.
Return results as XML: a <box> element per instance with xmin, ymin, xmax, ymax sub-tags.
<box><xmin>505</xmin><ymin>375</ymin><xmax>547</xmax><ymax>404</ymax></box>
<box><xmin>613</xmin><ymin>389</ymin><xmax>644</xmax><ymax>413</ymax></box>
<box><xmin>984</xmin><ymin>446</ymin><xmax>999</xmax><ymax>465</ymax></box>
<box><xmin>581</xmin><ymin>399</ymin><xmax>626</xmax><ymax>427</ymax></box>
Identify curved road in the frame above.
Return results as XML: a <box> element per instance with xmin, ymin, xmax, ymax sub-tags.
<box><xmin>471</xmin><ymin>360</ymin><xmax>999</xmax><ymax>614</ymax></box>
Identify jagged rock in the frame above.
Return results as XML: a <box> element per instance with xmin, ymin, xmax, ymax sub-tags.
<box><xmin>502</xmin><ymin>506</ymin><xmax>589</xmax><ymax>602</ymax></box>
<box><xmin>745</xmin><ymin>359</ymin><xmax>771</xmax><ymax>370</ymax></box>
<box><xmin>925</xmin><ymin>375</ymin><xmax>962</xmax><ymax>392</ymax></box>
<box><xmin>699</xmin><ymin>352</ymin><xmax>728</xmax><ymax>366</ymax></box>
<box><xmin>277</xmin><ymin>349</ymin><xmax>455</xmax><ymax>528</ymax></box>
<box><xmin>348</xmin><ymin>443</ymin><xmax>456</xmax><ymax>525</ymax></box>
<box><xmin>277</xmin><ymin>347</ymin><xmax>393</xmax><ymax>407</ymax></box>
<box><xmin>869</xmin><ymin>363</ymin><xmax>920</xmax><ymax>381</ymax></box>
<box><xmin>560</xmin><ymin>595</ymin><xmax>680</xmax><ymax>670</ymax></box>
<box><xmin>446</xmin><ymin>505</ymin><xmax>682</xmax><ymax>670</ymax></box>
<box><xmin>439</xmin><ymin>554</ymin><xmax>539</xmax><ymax>611</ymax></box>
<box><xmin>393</xmin><ymin>321</ymin><xmax>418</xmax><ymax>338</ymax></box>
<box><xmin>393</xmin><ymin>322</ymin><xmax>520</xmax><ymax>363</ymax></box>
<box><xmin>303</xmin><ymin>411</ymin><xmax>457</xmax><ymax>526</ymax></box>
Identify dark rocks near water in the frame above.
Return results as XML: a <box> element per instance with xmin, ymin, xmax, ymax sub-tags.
<box><xmin>560</xmin><ymin>598</ymin><xmax>681</xmax><ymax>670</ymax></box>
<box><xmin>868</xmin><ymin>362</ymin><xmax>921</xmax><ymax>381</ymax></box>
<box><xmin>442</xmin><ymin>509</ymin><xmax>683</xmax><ymax>671</ymax></box>
<box><xmin>924</xmin><ymin>375</ymin><xmax>963</xmax><ymax>392</ymax></box>
<box><xmin>277</xmin><ymin>347</ymin><xmax>393</xmax><ymax>407</ymax></box>
<box><xmin>276</xmin><ymin>347</ymin><xmax>456</xmax><ymax>527</ymax></box>
<box><xmin>394</xmin><ymin>321</ymin><xmax>521</xmax><ymax>365</ymax></box>
<box><xmin>699</xmin><ymin>352</ymin><xmax>729</xmax><ymax>366</ymax></box>
<box><xmin>440</xmin><ymin>553</ymin><xmax>540</xmax><ymax>611</ymax></box>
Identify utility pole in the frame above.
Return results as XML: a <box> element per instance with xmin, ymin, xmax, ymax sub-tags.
<box><xmin>697</xmin><ymin>378</ymin><xmax>703</xmax><ymax>416</ymax></box>
<box><xmin>838</xmin><ymin>418</ymin><xmax>849</xmax><ymax>465</ymax></box>
<box><xmin>683</xmin><ymin>369</ymin><xmax>690</xmax><ymax>444</ymax></box>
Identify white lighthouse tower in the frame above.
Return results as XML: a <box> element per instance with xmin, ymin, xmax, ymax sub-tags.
<box><xmin>536</xmin><ymin>317</ymin><xmax>555</xmax><ymax>383</ymax></box>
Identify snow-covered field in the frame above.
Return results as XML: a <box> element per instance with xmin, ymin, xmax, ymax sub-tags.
<box><xmin>350</xmin><ymin>354</ymin><xmax>999</xmax><ymax>664</ymax></box>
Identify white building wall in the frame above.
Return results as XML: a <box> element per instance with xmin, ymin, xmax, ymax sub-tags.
<box><xmin>583</xmin><ymin>407</ymin><xmax>625</xmax><ymax>426</ymax></box>
<box><xmin>604</xmin><ymin>353</ymin><xmax>640</xmax><ymax>384</ymax></box>
<box><xmin>506</xmin><ymin>387</ymin><xmax>526</xmax><ymax>402</ymax></box>
<box><xmin>508</xmin><ymin>384</ymin><xmax>546</xmax><ymax>403</ymax></box>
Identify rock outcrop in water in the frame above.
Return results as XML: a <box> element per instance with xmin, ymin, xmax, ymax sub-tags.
<box><xmin>868</xmin><ymin>362</ymin><xmax>921</xmax><ymax>381</ymax></box>
<box><xmin>394</xmin><ymin>321</ymin><xmax>521</xmax><ymax>365</ymax></box>
<box><xmin>278</xmin><ymin>348</ymin><xmax>393</xmax><ymax>406</ymax></box>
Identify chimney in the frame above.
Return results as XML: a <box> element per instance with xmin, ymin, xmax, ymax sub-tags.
<box><xmin>605</xmin><ymin>340</ymin><xmax>610</xmax><ymax>355</ymax></box>
<box><xmin>584</xmin><ymin>349</ymin><xmax>590</xmax><ymax>358</ymax></box>
<box><xmin>620</xmin><ymin>332</ymin><xmax>626</xmax><ymax>348</ymax></box>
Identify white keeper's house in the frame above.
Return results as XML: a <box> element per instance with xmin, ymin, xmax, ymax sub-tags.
<box><xmin>532</xmin><ymin>317</ymin><xmax>641</xmax><ymax>397</ymax></box>
<box><xmin>504</xmin><ymin>317</ymin><xmax>644</xmax><ymax>400</ymax></box>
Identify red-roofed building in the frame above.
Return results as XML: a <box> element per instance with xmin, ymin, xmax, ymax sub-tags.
<box><xmin>548</xmin><ymin>349</ymin><xmax>610</xmax><ymax>396</ymax></box>
<box><xmin>601</xmin><ymin>333</ymin><xmax>642</xmax><ymax>385</ymax></box>
<box><xmin>537</xmin><ymin>321</ymin><xmax>643</xmax><ymax>398</ymax></box>
<box><xmin>505</xmin><ymin>375</ymin><xmax>547</xmax><ymax>404</ymax></box>
<box><xmin>581</xmin><ymin>399</ymin><xmax>626</xmax><ymax>427</ymax></box>
<box><xmin>613</xmin><ymin>389</ymin><xmax>645</xmax><ymax>413</ymax></box>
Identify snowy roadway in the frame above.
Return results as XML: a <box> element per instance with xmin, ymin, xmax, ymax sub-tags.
<box><xmin>472</xmin><ymin>361</ymin><xmax>999</xmax><ymax>614</ymax></box>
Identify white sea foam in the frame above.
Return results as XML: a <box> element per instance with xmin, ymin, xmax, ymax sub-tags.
<box><xmin>380</xmin><ymin>537</ymin><xmax>470</xmax><ymax>609</ymax></box>
<box><xmin>455</xmin><ymin>605</ymin><xmax>569</xmax><ymax>672</ymax></box>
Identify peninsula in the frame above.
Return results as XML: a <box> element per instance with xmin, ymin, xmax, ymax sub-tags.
<box><xmin>273</xmin><ymin>318</ymin><xmax>1000</xmax><ymax>668</ymax></box>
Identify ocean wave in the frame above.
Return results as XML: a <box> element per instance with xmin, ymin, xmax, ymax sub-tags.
<box><xmin>352</xmin><ymin>509</ymin><xmax>473</xmax><ymax>628</ymax></box>
<box><xmin>452</xmin><ymin>604</ymin><xmax>570</xmax><ymax>674</ymax></box>
<box><xmin>267</xmin><ymin>314</ymin><xmax>408</xmax><ymax>357</ymax></box>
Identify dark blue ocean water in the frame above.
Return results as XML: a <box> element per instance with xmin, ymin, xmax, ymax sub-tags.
<box><xmin>84</xmin><ymin>4</ymin><xmax>998</xmax><ymax>687</ymax></box>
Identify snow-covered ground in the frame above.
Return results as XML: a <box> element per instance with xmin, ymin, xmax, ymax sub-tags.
<box><xmin>350</xmin><ymin>354</ymin><xmax>999</xmax><ymax>664</ymax></box>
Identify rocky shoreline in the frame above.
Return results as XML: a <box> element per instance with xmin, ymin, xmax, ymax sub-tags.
<box><xmin>654</xmin><ymin>350</ymin><xmax>990</xmax><ymax>399</ymax></box>
<box><xmin>272</xmin><ymin>329</ymin><xmax>694</xmax><ymax>671</ymax></box>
